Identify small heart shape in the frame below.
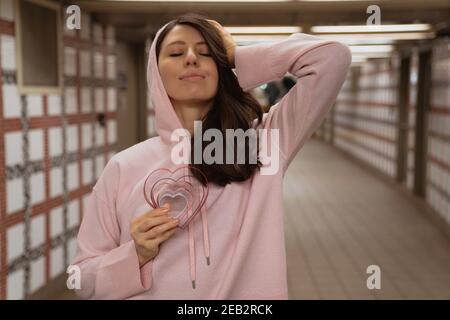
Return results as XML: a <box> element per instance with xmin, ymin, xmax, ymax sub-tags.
<box><xmin>158</xmin><ymin>191</ymin><xmax>190</xmax><ymax>220</ymax></box>
<box><xmin>143</xmin><ymin>165</ymin><xmax>209</xmax><ymax>229</ymax></box>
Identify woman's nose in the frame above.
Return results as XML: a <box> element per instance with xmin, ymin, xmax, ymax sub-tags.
<box><xmin>184</xmin><ymin>48</ymin><xmax>198</xmax><ymax>65</ymax></box>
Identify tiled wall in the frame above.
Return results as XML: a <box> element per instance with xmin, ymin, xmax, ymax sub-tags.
<box><xmin>0</xmin><ymin>1</ymin><xmax>118</xmax><ymax>299</ymax></box>
<box><xmin>332</xmin><ymin>57</ymin><xmax>399</xmax><ymax>179</ymax></box>
<box><xmin>427</xmin><ymin>37</ymin><xmax>450</xmax><ymax>225</ymax></box>
<box><xmin>318</xmin><ymin>38</ymin><xmax>450</xmax><ymax>228</ymax></box>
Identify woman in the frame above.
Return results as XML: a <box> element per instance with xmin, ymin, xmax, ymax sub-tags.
<box><xmin>71</xmin><ymin>13</ymin><xmax>351</xmax><ymax>299</ymax></box>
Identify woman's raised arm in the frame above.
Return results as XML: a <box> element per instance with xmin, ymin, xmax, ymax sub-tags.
<box><xmin>234</xmin><ymin>33</ymin><xmax>352</xmax><ymax>173</ymax></box>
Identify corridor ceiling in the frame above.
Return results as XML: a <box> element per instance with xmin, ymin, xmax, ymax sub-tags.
<box><xmin>68</xmin><ymin>0</ymin><xmax>450</xmax><ymax>43</ymax></box>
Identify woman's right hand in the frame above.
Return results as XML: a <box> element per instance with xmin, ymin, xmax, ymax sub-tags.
<box><xmin>130</xmin><ymin>203</ymin><xmax>179</xmax><ymax>267</ymax></box>
<box><xmin>207</xmin><ymin>19</ymin><xmax>236</xmax><ymax>68</ymax></box>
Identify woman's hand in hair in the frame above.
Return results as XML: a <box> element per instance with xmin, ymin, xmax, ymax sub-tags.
<box><xmin>130</xmin><ymin>203</ymin><xmax>179</xmax><ymax>267</ymax></box>
<box><xmin>207</xmin><ymin>19</ymin><xmax>237</xmax><ymax>68</ymax></box>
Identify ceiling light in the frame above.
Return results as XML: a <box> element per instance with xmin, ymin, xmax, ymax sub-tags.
<box><xmin>311</xmin><ymin>24</ymin><xmax>431</xmax><ymax>33</ymax></box>
<box><xmin>315</xmin><ymin>32</ymin><xmax>434</xmax><ymax>41</ymax></box>
<box><xmin>225</xmin><ymin>26</ymin><xmax>302</xmax><ymax>34</ymax></box>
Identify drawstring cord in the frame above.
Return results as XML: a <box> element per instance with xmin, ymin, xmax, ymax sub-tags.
<box><xmin>182</xmin><ymin>136</ymin><xmax>211</xmax><ymax>289</ymax></box>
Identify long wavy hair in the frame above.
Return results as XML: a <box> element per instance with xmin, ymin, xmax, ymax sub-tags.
<box><xmin>155</xmin><ymin>13</ymin><xmax>264</xmax><ymax>186</ymax></box>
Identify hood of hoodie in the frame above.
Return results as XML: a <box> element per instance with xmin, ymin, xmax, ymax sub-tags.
<box><xmin>146</xmin><ymin>21</ymin><xmax>212</xmax><ymax>290</ymax></box>
<box><xmin>147</xmin><ymin>21</ymin><xmax>188</xmax><ymax>145</ymax></box>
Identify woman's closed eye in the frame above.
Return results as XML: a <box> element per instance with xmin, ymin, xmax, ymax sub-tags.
<box><xmin>169</xmin><ymin>53</ymin><xmax>211</xmax><ymax>57</ymax></box>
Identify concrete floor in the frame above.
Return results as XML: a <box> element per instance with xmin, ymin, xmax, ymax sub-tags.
<box><xmin>51</xmin><ymin>139</ymin><xmax>450</xmax><ymax>299</ymax></box>
<box><xmin>285</xmin><ymin>139</ymin><xmax>450</xmax><ymax>299</ymax></box>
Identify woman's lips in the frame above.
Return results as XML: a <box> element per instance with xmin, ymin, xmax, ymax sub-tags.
<box><xmin>180</xmin><ymin>75</ymin><xmax>204</xmax><ymax>81</ymax></box>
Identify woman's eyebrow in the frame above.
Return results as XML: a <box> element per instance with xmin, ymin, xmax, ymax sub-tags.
<box><xmin>167</xmin><ymin>40</ymin><xmax>206</xmax><ymax>47</ymax></box>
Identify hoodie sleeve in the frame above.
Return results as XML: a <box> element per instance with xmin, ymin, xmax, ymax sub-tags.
<box><xmin>70</xmin><ymin>157</ymin><xmax>152</xmax><ymax>299</ymax></box>
<box><xmin>234</xmin><ymin>33</ymin><xmax>352</xmax><ymax>173</ymax></box>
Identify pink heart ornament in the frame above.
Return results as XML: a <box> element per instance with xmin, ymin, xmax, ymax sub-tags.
<box><xmin>143</xmin><ymin>165</ymin><xmax>209</xmax><ymax>229</ymax></box>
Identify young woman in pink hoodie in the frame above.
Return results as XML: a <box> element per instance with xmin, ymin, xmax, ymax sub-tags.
<box><xmin>71</xmin><ymin>13</ymin><xmax>351</xmax><ymax>299</ymax></box>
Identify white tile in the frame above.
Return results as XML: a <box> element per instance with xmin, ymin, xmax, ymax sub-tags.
<box><xmin>28</xmin><ymin>129</ymin><xmax>44</xmax><ymax>161</ymax></box>
<box><xmin>7</xmin><ymin>223</ymin><xmax>24</xmax><ymax>263</ymax></box>
<box><xmin>50</xmin><ymin>207</ymin><xmax>63</xmax><ymax>238</ymax></box>
<box><xmin>48</xmin><ymin>127</ymin><xmax>63</xmax><ymax>157</ymax></box>
<box><xmin>50</xmin><ymin>246</ymin><xmax>64</xmax><ymax>279</ymax></box>
<box><xmin>81</xmin><ymin>87</ymin><xmax>92</xmax><ymax>113</ymax></box>
<box><xmin>106</xmin><ymin>25</ymin><xmax>115</xmax><ymax>46</ymax></box>
<box><xmin>67</xmin><ymin>162</ymin><xmax>79</xmax><ymax>192</ymax></box>
<box><xmin>0</xmin><ymin>0</ymin><xmax>14</xmax><ymax>21</ymax></box>
<box><xmin>66</xmin><ymin>125</ymin><xmax>78</xmax><ymax>153</ymax></box>
<box><xmin>65</xmin><ymin>87</ymin><xmax>77</xmax><ymax>114</ymax></box>
<box><xmin>1</xmin><ymin>35</ymin><xmax>16</xmax><ymax>70</ymax></box>
<box><xmin>6</xmin><ymin>178</ymin><xmax>23</xmax><ymax>214</ymax></box>
<box><xmin>30</xmin><ymin>214</ymin><xmax>45</xmax><ymax>249</ymax></box>
<box><xmin>2</xmin><ymin>84</ymin><xmax>21</xmax><ymax>118</ymax></box>
<box><xmin>81</xmin><ymin>123</ymin><xmax>92</xmax><ymax>149</ymax></box>
<box><xmin>95</xmin><ymin>88</ymin><xmax>104</xmax><ymax>112</ymax></box>
<box><xmin>30</xmin><ymin>257</ymin><xmax>45</xmax><ymax>293</ymax></box>
<box><xmin>7</xmin><ymin>269</ymin><xmax>24</xmax><ymax>300</ymax></box>
<box><xmin>68</xmin><ymin>200</ymin><xmax>79</xmax><ymax>229</ymax></box>
<box><xmin>106</xmin><ymin>55</ymin><xmax>116</xmax><ymax>79</ymax></box>
<box><xmin>94</xmin><ymin>52</ymin><xmax>104</xmax><ymax>78</ymax></box>
<box><xmin>27</xmin><ymin>95</ymin><xmax>43</xmax><ymax>117</ymax></box>
<box><xmin>107</xmin><ymin>120</ymin><xmax>116</xmax><ymax>144</ymax></box>
<box><xmin>30</xmin><ymin>172</ymin><xmax>45</xmax><ymax>206</ymax></box>
<box><xmin>50</xmin><ymin>167</ymin><xmax>63</xmax><ymax>198</ymax></box>
<box><xmin>82</xmin><ymin>194</ymin><xmax>91</xmax><ymax>218</ymax></box>
<box><xmin>68</xmin><ymin>238</ymin><xmax>78</xmax><ymax>265</ymax></box>
<box><xmin>92</xmin><ymin>23</ymin><xmax>103</xmax><ymax>44</ymax></box>
<box><xmin>96</xmin><ymin>124</ymin><xmax>104</xmax><ymax>146</ymax></box>
<box><xmin>107</xmin><ymin>88</ymin><xmax>116</xmax><ymax>112</ymax></box>
<box><xmin>80</xmin><ymin>50</ymin><xmax>91</xmax><ymax>77</ymax></box>
<box><xmin>82</xmin><ymin>158</ymin><xmax>93</xmax><ymax>185</ymax></box>
<box><xmin>147</xmin><ymin>116</ymin><xmax>156</xmax><ymax>137</ymax></box>
<box><xmin>96</xmin><ymin>155</ymin><xmax>104</xmax><ymax>179</ymax></box>
<box><xmin>5</xmin><ymin>132</ymin><xmax>23</xmax><ymax>166</ymax></box>
<box><xmin>48</xmin><ymin>95</ymin><xmax>62</xmax><ymax>115</ymax></box>
<box><xmin>64</xmin><ymin>47</ymin><xmax>76</xmax><ymax>76</ymax></box>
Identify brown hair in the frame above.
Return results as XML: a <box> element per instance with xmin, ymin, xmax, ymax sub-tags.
<box><xmin>155</xmin><ymin>13</ymin><xmax>263</xmax><ymax>186</ymax></box>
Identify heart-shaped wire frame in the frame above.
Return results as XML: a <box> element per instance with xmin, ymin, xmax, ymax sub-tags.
<box><xmin>143</xmin><ymin>165</ymin><xmax>209</xmax><ymax>229</ymax></box>
<box><xmin>158</xmin><ymin>190</ymin><xmax>191</xmax><ymax>220</ymax></box>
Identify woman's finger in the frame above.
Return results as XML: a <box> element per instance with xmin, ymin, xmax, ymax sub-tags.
<box><xmin>137</xmin><ymin>214</ymin><xmax>172</xmax><ymax>233</ymax></box>
<box><xmin>134</xmin><ymin>206</ymin><xmax>170</xmax><ymax>224</ymax></box>
<box><xmin>144</xmin><ymin>219</ymin><xmax>179</xmax><ymax>239</ymax></box>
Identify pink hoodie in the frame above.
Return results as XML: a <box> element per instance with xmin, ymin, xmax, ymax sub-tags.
<box><xmin>70</xmin><ymin>23</ymin><xmax>351</xmax><ymax>299</ymax></box>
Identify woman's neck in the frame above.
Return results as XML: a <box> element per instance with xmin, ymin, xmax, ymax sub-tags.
<box><xmin>171</xmin><ymin>99</ymin><xmax>214</xmax><ymax>135</ymax></box>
